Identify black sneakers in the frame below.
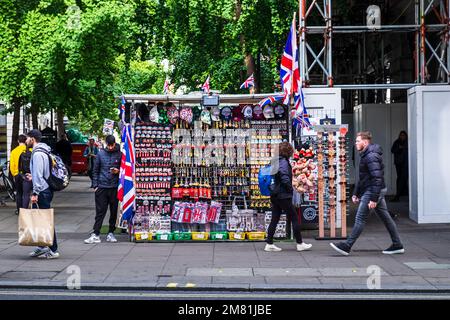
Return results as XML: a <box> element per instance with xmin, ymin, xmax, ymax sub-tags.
<box><xmin>330</xmin><ymin>242</ymin><xmax>351</xmax><ymax>256</ymax></box>
<box><xmin>382</xmin><ymin>244</ymin><xmax>405</xmax><ymax>255</ymax></box>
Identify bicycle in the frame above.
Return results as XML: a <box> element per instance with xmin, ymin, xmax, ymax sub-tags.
<box><xmin>0</xmin><ymin>161</ymin><xmax>16</xmax><ymax>202</ymax></box>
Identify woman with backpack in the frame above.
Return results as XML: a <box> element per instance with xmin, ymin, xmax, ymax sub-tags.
<box><xmin>265</xmin><ymin>141</ymin><xmax>312</xmax><ymax>252</ymax></box>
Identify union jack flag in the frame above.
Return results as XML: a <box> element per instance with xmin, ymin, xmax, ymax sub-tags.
<box><xmin>119</xmin><ymin>96</ymin><xmax>126</xmax><ymax>123</ymax></box>
<box><xmin>280</xmin><ymin>15</ymin><xmax>300</xmax><ymax>97</ymax></box>
<box><xmin>293</xmin><ymin>89</ymin><xmax>311</xmax><ymax>128</ymax></box>
<box><xmin>258</xmin><ymin>95</ymin><xmax>286</xmax><ymax>107</ymax></box>
<box><xmin>163</xmin><ymin>79</ymin><xmax>170</xmax><ymax>94</ymax></box>
<box><xmin>240</xmin><ymin>73</ymin><xmax>254</xmax><ymax>89</ymax></box>
<box><xmin>118</xmin><ymin>124</ymin><xmax>135</xmax><ymax>222</ymax></box>
<box><xmin>201</xmin><ymin>76</ymin><xmax>210</xmax><ymax>93</ymax></box>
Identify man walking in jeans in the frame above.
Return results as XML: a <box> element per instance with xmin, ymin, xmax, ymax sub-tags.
<box><xmin>84</xmin><ymin>135</ymin><xmax>121</xmax><ymax>244</ymax></box>
<box><xmin>330</xmin><ymin>131</ymin><xmax>404</xmax><ymax>256</ymax></box>
<box><xmin>26</xmin><ymin>129</ymin><xmax>60</xmax><ymax>259</ymax></box>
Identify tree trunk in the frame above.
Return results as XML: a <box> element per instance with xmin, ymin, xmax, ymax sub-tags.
<box><xmin>10</xmin><ymin>97</ymin><xmax>22</xmax><ymax>151</ymax></box>
<box><xmin>30</xmin><ymin>102</ymin><xmax>39</xmax><ymax>129</ymax></box>
<box><xmin>56</xmin><ymin>109</ymin><xmax>65</xmax><ymax>138</ymax></box>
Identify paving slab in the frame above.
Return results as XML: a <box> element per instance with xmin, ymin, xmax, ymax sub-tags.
<box><xmin>187</xmin><ymin>268</ymin><xmax>253</xmax><ymax>277</ymax></box>
<box><xmin>253</xmin><ymin>268</ymin><xmax>320</xmax><ymax>277</ymax></box>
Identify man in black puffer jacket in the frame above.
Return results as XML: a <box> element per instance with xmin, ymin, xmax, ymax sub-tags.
<box><xmin>84</xmin><ymin>135</ymin><xmax>122</xmax><ymax>244</ymax></box>
<box><xmin>331</xmin><ymin>131</ymin><xmax>404</xmax><ymax>256</ymax></box>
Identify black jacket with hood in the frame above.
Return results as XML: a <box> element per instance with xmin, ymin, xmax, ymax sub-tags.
<box><xmin>353</xmin><ymin>143</ymin><xmax>386</xmax><ymax>202</ymax></box>
<box><xmin>92</xmin><ymin>144</ymin><xmax>121</xmax><ymax>189</ymax></box>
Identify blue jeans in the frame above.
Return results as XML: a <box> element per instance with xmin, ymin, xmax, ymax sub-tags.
<box><xmin>33</xmin><ymin>188</ymin><xmax>58</xmax><ymax>252</ymax></box>
<box><xmin>345</xmin><ymin>188</ymin><xmax>402</xmax><ymax>249</ymax></box>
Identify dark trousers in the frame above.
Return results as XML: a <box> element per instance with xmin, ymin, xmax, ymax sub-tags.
<box><xmin>14</xmin><ymin>175</ymin><xmax>23</xmax><ymax>211</ymax></box>
<box><xmin>267</xmin><ymin>197</ymin><xmax>303</xmax><ymax>244</ymax></box>
<box><xmin>33</xmin><ymin>188</ymin><xmax>58</xmax><ymax>252</ymax></box>
<box><xmin>87</xmin><ymin>169</ymin><xmax>93</xmax><ymax>187</ymax></box>
<box><xmin>345</xmin><ymin>188</ymin><xmax>402</xmax><ymax>249</ymax></box>
<box><xmin>395</xmin><ymin>164</ymin><xmax>408</xmax><ymax>198</ymax></box>
<box><xmin>22</xmin><ymin>179</ymin><xmax>33</xmax><ymax>209</ymax></box>
<box><xmin>93</xmin><ymin>188</ymin><xmax>118</xmax><ymax>236</ymax></box>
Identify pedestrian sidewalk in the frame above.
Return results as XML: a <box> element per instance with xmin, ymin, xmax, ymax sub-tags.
<box><xmin>0</xmin><ymin>176</ymin><xmax>450</xmax><ymax>292</ymax></box>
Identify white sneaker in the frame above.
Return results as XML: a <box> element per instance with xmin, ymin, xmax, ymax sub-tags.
<box><xmin>29</xmin><ymin>247</ymin><xmax>49</xmax><ymax>257</ymax></box>
<box><xmin>264</xmin><ymin>244</ymin><xmax>282</xmax><ymax>252</ymax></box>
<box><xmin>84</xmin><ymin>233</ymin><xmax>101</xmax><ymax>244</ymax></box>
<box><xmin>38</xmin><ymin>250</ymin><xmax>60</xmax><ymax>259</ymax></box>
<box><xmin>296</xmin><ymin>243</ymin><xmax>312</xmax><ymax>251</ymax></box>
<box><xmin>106</xmin><ymin>233</ymin><xmax>118</xmax><ymax>243</ymax></box>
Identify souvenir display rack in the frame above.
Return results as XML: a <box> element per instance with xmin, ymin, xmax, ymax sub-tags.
<box><xmin>130</xmin><ymin>101</ymin><xmax>289</xmax><ymax>242</ymax></box>
<box><xmin>312</xmin><ymin>124</ymin><xmax>349</xmax><ymax>240</ymax></box>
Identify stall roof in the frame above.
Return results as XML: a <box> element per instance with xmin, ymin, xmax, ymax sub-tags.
<box><xmin>121</xmin><ymin>93</ymin><xmax>279</xmax><ymax>104</ymax></box>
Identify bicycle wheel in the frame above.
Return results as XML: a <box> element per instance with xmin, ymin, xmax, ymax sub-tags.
<box><xmin>2</xmin><ymin>175</ymin><xmax>16</xmax><ymax>201</ymax></box>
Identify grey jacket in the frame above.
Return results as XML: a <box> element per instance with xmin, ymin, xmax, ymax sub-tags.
<box><xmin>30</xmin><ymin>143</ymin><xmax>51</xmax><ymax>195</ymax></box>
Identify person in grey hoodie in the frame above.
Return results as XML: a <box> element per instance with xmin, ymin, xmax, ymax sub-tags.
<box><xmin>26</xmin><ymin>129</ymin><xmax>60</xmax><ymax>259</ymax></box>
<box><xmin>330</xmin><ymin>131</ymin><xmax>404</xmax><ymax>256</ymax></box>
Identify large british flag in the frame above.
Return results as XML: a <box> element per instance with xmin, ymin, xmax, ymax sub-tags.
<box><xmin>240</xmin><ymin>73</ymin><xmax>254</xmax><ymax>89</ymax></box>
<box><xmin>280</xmin><ymin>16</ymin><xmax>300</xmax><ymax>97</ymax></box>
<box><xmin>118</xmin><ymin>124</ymin><xmax>135</xmax><ymax>222</ymax></box>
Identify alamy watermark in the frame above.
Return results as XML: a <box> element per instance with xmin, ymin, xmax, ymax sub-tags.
<box><xmin>66</xmin><ymin>265</ymin><xmax>81</xmax><ymax>290</ymax></box>
<box><xmin>366</xmin><ymin>265</ymin><xmax>381</xmax><ymax>289</ymax></box>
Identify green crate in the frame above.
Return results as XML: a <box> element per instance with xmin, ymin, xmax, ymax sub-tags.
<box><xmin>210</xmin><ymin>232</ymin><xmax>228</xmax><ymax>240</ymax></box>
<box><xmin>173</xmin><ymin>232</ymin><xmax>192</xmax><ymax>241</ymax></box>
<box><xmin>156</xmin><ymin>233</ymin><xmax>173</xmax><ymax>241</ymax></box>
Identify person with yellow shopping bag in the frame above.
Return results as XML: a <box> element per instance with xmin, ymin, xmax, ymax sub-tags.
<box><xmin>25</xmin><ymin>129</ymin><xmax>60</xmax><ymax>259</ymax></box>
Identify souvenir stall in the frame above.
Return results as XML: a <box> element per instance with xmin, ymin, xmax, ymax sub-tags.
<box><xmin>122</xmin><ymin>90</ymin><xmax>347</xmax><ymax>243</ymax></box>
<box><xmin>124</xmin><ymin>94</ymin><xmax>290</xmax><ymax>242</ymax></box>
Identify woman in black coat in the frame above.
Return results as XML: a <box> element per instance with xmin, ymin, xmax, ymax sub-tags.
<box><xmin>265</xmin><ymin>142</ymin><xmax>312</xmax><ymax>252</ymax></box>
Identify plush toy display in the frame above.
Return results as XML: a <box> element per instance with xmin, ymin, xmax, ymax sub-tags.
<box><xmin>292</xmin><ymin>147</ymin><xmax>316</xmax><ymax>194</ymax></box>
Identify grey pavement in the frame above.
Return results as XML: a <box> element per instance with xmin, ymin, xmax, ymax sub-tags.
<box><xmin>1</xmin><ymin>175</ymin><xmax>450</xmax><ymax>292</ymax></box>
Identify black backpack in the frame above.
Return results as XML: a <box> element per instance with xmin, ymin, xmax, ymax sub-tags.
<box><xmin>19</xmin><ymin>149</ymin><xmax>32</xmax><ymax>175</ymax></box>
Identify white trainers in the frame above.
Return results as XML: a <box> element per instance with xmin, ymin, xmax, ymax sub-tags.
<box><xmin>296</xmin><ymin>243</ymin><xmax>312</xmax><ymax>251</ymax></box>
<box><xmin>38</xmin><ymin>250</ymin><xmax>60</xmax><ymax>259</ymax></box>
<box><xmin>84</xmin><ymin>233</ymin><xmax>101</xmax><ymax>244</ymax></box>
<box><xmin>106</xmin><ymin>233</ymin><xmax>118</xmax><ymax>243</ymax></box>
<box><xmin>29</xmin><ymin>247</ymin><xmax>49</xmax><ymax>258</ymax></box>
<box><xmin>264</xmin><ymin>244</ymin><xmax>282</xmax><ymax>252</ymax></box>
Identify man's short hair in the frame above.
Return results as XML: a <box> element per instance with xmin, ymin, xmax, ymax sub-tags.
<box><xmin>26</xmin><ymin>129</ymin><xmax>42</xmax><ymax>142</ymax></box>
<box><xmin>357</xmin><ymin>131</ymin><xmax>372</xmax><ymax>141</ymax></box>
<box><xmin>18</xmin><ymin>134</ymin><xmax>27</xmax><ymax>144</ymax></box>
<box><xmin>105</xmin><ymin>135</ymin><xmax>115</xmax><ymax>145</ymax></box>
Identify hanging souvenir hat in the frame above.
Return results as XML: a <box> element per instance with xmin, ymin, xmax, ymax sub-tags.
<box><xmin>253</xmin><ymin>104</ymin><xmax>264</xmax><ymax>120</ymax></box>
<box><xmin>201</xmin><ymin>108</ymin><xmax>212</xmax><ymax>125</ymax></box>
<box><xmin>274</xmin><ymin>104</ymin><xmax>286</xmax><ymax>119</ymax></box>
<box><xmin>149</xmin><ymin>105</ymin><xmax>160</xmax><ymax>123</ymax></box>
<box><xmin>167</xmin><ymin>105</ymin><xmax>179</xmax><ymax>125</ymax></box>
<box><xmin>180</xmin><ymin>107</ymin><xmax>193</xmax><ymax>123</ymax></box>
<box><xmin>220</xmin><ymin>106</ymin><xmax>232</xmax><ymax>121</ymax></box>
<box><xmin>263</xmin><ymin>105</ymin><xmax>275</xmax><ymax>119</ymax></box>
<box><xmin>211</xmin><ymin>106</ymin><xmax>220</xmax><ymax>121</ymax></box>
<box><xmin>232</xmin><ymin>105</ymin><xmax>244</xmax><ymax>121</ymax></box>
<box><xmin>242</xmin><ymin>105</ymin><xmax>253</xmax><ymax>119</ymax></box>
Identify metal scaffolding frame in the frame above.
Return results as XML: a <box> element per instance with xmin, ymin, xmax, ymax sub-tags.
<box><xmin>299</xmin><ymin>0</ymin><xmax>450</xmax><ymax>88</ymax></box>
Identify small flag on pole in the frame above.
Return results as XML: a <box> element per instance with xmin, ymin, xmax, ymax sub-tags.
<box><xmin>201</xmin><ymin>76</ymin><xmax>210</xmax><ymax>94</ymax></box>
<box><xmin>240</xmin><ymin>73</ymin><xmax>254</xmax><ymax>89</ymax></box>
<box><xmin>258</xmin><ymin>95</ymin><xmax>286</xmax><ymax>108</ymax></box>
<box><xmin>163</xmin><ymin>79</ymin><xmax>170</xmax><ymax>94</ymax></box>
<box><xmin>119</xmin><ymin>96</ymin><xmax>126</xmax><ymax>123</ymax></box>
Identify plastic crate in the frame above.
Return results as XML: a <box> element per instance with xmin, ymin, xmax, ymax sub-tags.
<box><xmin>228</xmin><ymin>232</ymin><xmax>246</xmax><ymax>240</ymax></box>
<box><xmin>173</xmin><ymin>232</ymin><xmax>192</xmax><ymax>241</ymax></box>
<box><xmin>247</xmin><ymin>232</ymin><xmax>266</xmax><ymax>241</ymax></box>
<box><xmin>156</xmin><ymin>233</ymin><xmax>173</xmax><ymax>241</ymax></box>
<box><xmin>210</xmin><ymin>232</ymin><xmax>228</xmax><ymax>240</ymax></box>
<box><xmin>134</xmin><ymin>232</ymin><xmax>152</xmax><ymax>241</ymax></box>
<box><xmin>192</xmin><ymin>232</ymin><xmax>209</xmax><ymax>241</ymax></box>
